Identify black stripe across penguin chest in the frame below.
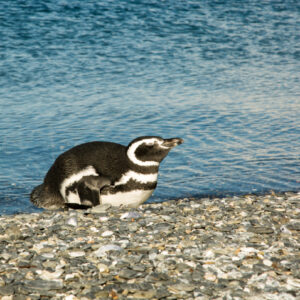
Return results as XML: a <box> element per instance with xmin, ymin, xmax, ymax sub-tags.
<box><xmin>99</xmin><ymin>169</ymin><xmax>159</xmax><ymax>208</ymax></box>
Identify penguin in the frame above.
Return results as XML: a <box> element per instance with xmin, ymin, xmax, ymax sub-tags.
<box><xmin>30</xmin><ymin>136</ymin><xmax>183</xmax><ymax>209</ymax></box>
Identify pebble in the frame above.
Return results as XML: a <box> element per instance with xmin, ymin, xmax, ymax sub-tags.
<box><xmin>66</xmin><ymin>216</ymin><xmax>78</xmax><ymax>227</ymax></box>
<box><xmin>68</xmin><ymin>251</ymin><xmax>86</xmax><ymax>257</ymax></box>
<box><xmin>101</xmin><ymin>230</ymin><xmax>114</xmax><ymax>237</ymax></box>
<box><xmin>88</xmin><ymin>203</ymin><xmax>111</xmax><ymax>213</ymax></box>
<box><xmin>120</xmin><ymin>211</ymin><xmax>142</xmax><ymax>220</ymax></box>
<box><xmin>0</xmin><ymin>192</ymin><xmax>299</xmax><ymax>299</ymax></box>
<box><xmin>94</xmin><ymin>244</ymin><xmax>122</xmax><ymax>257</ymax></box>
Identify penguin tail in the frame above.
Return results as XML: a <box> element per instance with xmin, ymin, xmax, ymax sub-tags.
<box><xmin>30</xmin><ymin>184</ymin><xmax>45</xmax><ymax>207</ymax></box>
<box><xmin>30</xmin><ymin>184</ymin><xmax>64</xmax><ymax>209</ymax></box>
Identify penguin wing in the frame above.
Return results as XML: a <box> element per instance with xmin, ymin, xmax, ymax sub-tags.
<box><xmin>66</xmin><ymin>175</ymin><xmax>112</xmax><ymax>209</ymax></box>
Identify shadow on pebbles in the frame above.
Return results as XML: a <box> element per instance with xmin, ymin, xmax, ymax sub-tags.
<box><xmin>0</xmin><ymin>192</ymin><xmax>300</xmax><ymax>299</ymax></box>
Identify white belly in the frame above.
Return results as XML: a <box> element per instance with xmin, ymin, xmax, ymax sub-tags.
<box><xmin>101</xmin><ymin>189</ymin><xmax>154</xmax><ymax>208</ymax></box>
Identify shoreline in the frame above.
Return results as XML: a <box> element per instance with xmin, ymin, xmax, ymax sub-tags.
<box><xmin>0</xmin><ymin>192</ymin><xmax>299</xmax><ymax>299</ymax></box>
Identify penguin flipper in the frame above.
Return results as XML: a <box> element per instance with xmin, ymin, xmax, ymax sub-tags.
<box><xmin>66</xmin><ymin>175</ymin><xmax>112</xmax><ymax>208</ymax></box>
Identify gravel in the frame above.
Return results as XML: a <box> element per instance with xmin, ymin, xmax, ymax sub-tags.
<box><xmin>0</xmin><ymin>192</ymin><xmax>300</xmax><ymax>299</ymax></box>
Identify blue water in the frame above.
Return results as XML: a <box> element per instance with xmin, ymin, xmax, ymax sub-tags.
<box><xmin>0</xmin><ymin>0</ymin><xmax>299</xmax><ymax>215</ymax></box>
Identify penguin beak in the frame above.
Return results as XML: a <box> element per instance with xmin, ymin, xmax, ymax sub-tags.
<box><xmin>162</xmin><ymin>138</ymin><xmax>184</xmax><ymax>148</ymax></box>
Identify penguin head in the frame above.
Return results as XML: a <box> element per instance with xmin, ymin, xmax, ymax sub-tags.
<box><xmin>127</xmin><ymin>136</ymin><xmax>183</xmax><ymax>167</ymax></box>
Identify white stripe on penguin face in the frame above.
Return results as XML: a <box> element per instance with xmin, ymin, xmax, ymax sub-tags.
<box><xmin>127</xmin><ymin>138</ymin><xmax>161</xmax><ymax>167</ymax></box>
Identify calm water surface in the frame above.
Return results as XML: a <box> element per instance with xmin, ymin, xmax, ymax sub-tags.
<box><xmin>0</xmin><ymin>0</ymin><xmax>299</xmax><ymax>214</ymax></box>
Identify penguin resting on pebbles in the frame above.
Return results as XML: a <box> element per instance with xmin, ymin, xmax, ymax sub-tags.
<box><xmin>30</xmin><ymin>136</ymin><xmax>183</xmax><ymax>209</ymax></box>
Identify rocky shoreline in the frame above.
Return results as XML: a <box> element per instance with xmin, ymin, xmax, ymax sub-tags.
<box><xmin>0</xmin><ymin>192</ymin><xmax>300</xmax><ymax>299</ymax></box>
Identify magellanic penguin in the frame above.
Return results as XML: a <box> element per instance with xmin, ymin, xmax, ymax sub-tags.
<box><xmin>30</xmin><ymin>136</ymin><xmax>183</xmax><ymax>209</ymax></box>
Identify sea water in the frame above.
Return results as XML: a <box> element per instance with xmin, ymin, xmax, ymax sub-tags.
<box><xmin>0</xmin><ymin>0</ymin><xmax>299</xmax><ymax>214</ymax></box>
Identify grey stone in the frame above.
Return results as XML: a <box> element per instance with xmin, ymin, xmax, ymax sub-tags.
<box><xmin>89</xmin><ymin>204</ymin><xmax>112</xmax><ymax>213</ymax></box>
<box><xmin>0</xmin><ymin>285</ymin><xmax>14</xmax><ymax>296</ymax></box>
<box><xmin>248</xmin><ymin>226</ymin><xmax>274</xmax><ymax>234</ymax></box>
<box><xmin>119</xmin><ymin>268</ymin><xmax>138</xmax><ymax>279</ymax></box>
<box><xmin>287</xmin><ymin>223</ymin><xmax>300</xmax><ymax>231</ymax></box>
<box><xmin>25</xmin><ymin>279</ymin><xmax>64</xmax><ymax>291</ymax></box>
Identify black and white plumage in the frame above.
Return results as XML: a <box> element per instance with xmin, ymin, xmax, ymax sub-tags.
<box><xmin>30</xmin><ymin>136</ymin><xmax>183</xmax><ymax>209</ymax></box>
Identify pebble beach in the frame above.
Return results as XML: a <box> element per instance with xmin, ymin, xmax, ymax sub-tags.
<box><xmin>1</xmin><ymin>192</ymin><xmax>300</xmax><ymax>300</ymax></box>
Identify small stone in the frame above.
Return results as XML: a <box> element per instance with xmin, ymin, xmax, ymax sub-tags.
<box><xmin>204</xmin><ymin>273</ymin><xmax>217</xmax><ymax>281</ymax></box>
<box><xmin>65</xmin><ymin>273</ymin><xmax>79</xmax><ymax>281</ymax></box>
<box><xmin>131</xmin><ymin>264</ymin><xmax>146</xmax><ymax>272</ymax></box>
<box><xmin>90</xmin><ymin>204</ymin><xmax>111</xmax><ymax>213</ymax></box>
<box><xmin>94</xmin><ymin>244</ymin><xmax>122</xmax><ymax>257</ymax></box>
<box><xmin>192</xmin><ymin>271</ymin><xmax>203</xmax><ymax>282</ymax></box>
<box><xmin>169</xmin><ymin>283</ymin><xmax>195</xmax><ymax>293</ymax></box>
<box><xmin>0</xmin><ymin>286</ymin><xmax>14</xmax><ymax>296</ymax></box>
<box><xmin>286</xmin><ymin>278</ymin><xmax>300</xmax><ymax>290</ymax></box>
<box><xmin>119</xmin><ymin>268</ymin><xmax>138</xmax><ymax>279</ymax></box>
<box><xmin>118</xmin><ymin>239</ymin><xmax>130</xmax><ymax>248</ymax></box>
<box><xmin>25</xmin><ymin>279</ymin><xmax>63</xmax><ymax>291</ymax></box>
<box><xmin>156</xmin><ymin>287</ymin><xmax>171</xmax><ymax>298</ymax></box>
<box><xmin>1</xmin><ymin>296</ymin><xmax>13</xmax><ymax>300</ymax></box>
<box><xmin>128</xmin><ymin>223</ymin><xmax>139</xmax><ymax>232</ymax></box>
<box><xmin>90</xmin><ymin>226</ymin><xmax>99</xmax><ymax>232</ymax></box>
<box><xmin>203</xmin><ymin>249</ymin><xmax>215</xmax><ymax>258</ymax></box>
<box><xmin>263</xmin><ymin>259</ymin><xmax>273</xmax><ymax>267</ymax></box>
<box><xmin>6</xmin><ymin>225</ymin><xmax>22</xmax><ymax>239</ymax></box>
<box><xmin>95</xmin><ymin>291</ymin><xmax>110</xmax><ymax>298</ymax></box>
<box><xmin>161</xmin><ymin>215</ymin><xmax>172</xmax><ymax>222</ymax></box>
<box><xmin>129</xmin><ymin>290</ymin><xmax>156</xmax><ymax>299</ymax></box>
<box><xmin>69</xmin><ymin>251</ymin><xmax>86</xmax><ymax>257</ymax></box>
<box><xmin>65</xmin><ymin>296</ymin><xmax>79</xmax><ymax>300</ymax></box>
<box><xmin>127</xmin><ymin>246</ymin><xmax>152</xmax><ymax>254</ymax></box>
<box><xmin>287</xmin><ymin>223</ymin><xmax>300</xmax><ymax>231</ymax></box>
<box><xmin>66</xmin><ymin>216</ymin><xmax>78</xmax><ymax>226</ymax></box>
<box><xmin>37</xmin><ymin>269</ymin><xmax>64</xmax><ymax>280</ymax></box>
<box><xmin>248</xmin><ymin>226</ymin><xmax>274</xmax><ymax>234</ymax></box>
<box><xmin>154</xmin><ymin>223</ymin><xmax>173</xmax><ymax>232</ymax></box>
<box><xmin>41</xmin><ymin>253</ymin><xmax>55</xmax><ymax>259</ymax></box>
<box><xmin>120</xmin><ymin>211</ymin><xmax>142</xmax><ymax>220</ymax></box>
<box><xmin>97</xmin><ymin>263</ymin><xmax>109</xmax><ymax>273</ymax></box>
<box><xmin>101</xmin><ymin>230</ymin><xmax>114</xmax><ymax>237</ymax></box>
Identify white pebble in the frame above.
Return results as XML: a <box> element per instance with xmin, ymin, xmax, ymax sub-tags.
<box><xmin>120</xmin><ymin>211</ymin><xmax>141</xmax><ymax>219</ymax></box>
<box><xmin>90</xmin><ymin>226</ymin><xmax>99</xmax><ymax>232</ymax></box>
<box><xmin>286</xmin><ymin>278</ymin><xmax>300</xmax><ymax>290</ymax></box>
<box><xmin>65</xmin><ymin>296</ymin><xmax>78</xmax><ymax>300</ymax></box>
<box><xmin>101</xmin><ymin>230</ymin><xmax>114</xmax><ymax>237</ymax></box>
<box><xmin>41</xmin><ymin>253</ymin><xmax>55</xmax><ymax>259</ymax></box>
<box><xmin>118</xmin><ymin>239</ymin><xmax>130</xmax><ymax>248</ymax></box>
<box><xmin>203</xmin><ymin>249</ymin><xmax>215</xmax><ymax>258</ymax></box>
<box><xmin>1</xmin><ymin>296</ymin><xmax>13</xmax><ymax>300</ymax></box>
<box><xmin>37</xmin><ymin>269</ymin><xmax>63</xmax><ymax>280</ymax></box>
<box><xmin>204</xmin><ymin>273</ymin><xmax>217</xmax><ymax>281</ymax></box>
<box><xmin>263</xmin><ymin>259</ymin><xmax>273</xmax><ymax>267</ymax></box>
<box><xmin>97</xmin><ymin>263</ymin><xmax>109</xmax><ymax>273</ymax></box>
<box><xmin>94</xmin><ymin>244</ymin><xmax>122</xmax><ymax>257</ymax></box>
<box><xmin>149</xmin><ymin>252</ymin><xmax>157</xmax><ymax>260</ymax></box>
<box><xmin>69</xmin><ymin>251</ymin><xmax>85</xmax><ymax>257</ymax></box>
<box><xmin>66</xmin><ymin>216</ymin><xmax>78</xmax><ymax>227</ymax></box>
<box><xmin>65</xmin><ymin>273</ymin><xmax>78</xmax><ymax>281</ymax></box>
<box><xmin>90</xmin><ymin>204</ymin><xmax>111</xmax><ymax>213</ymax></box>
